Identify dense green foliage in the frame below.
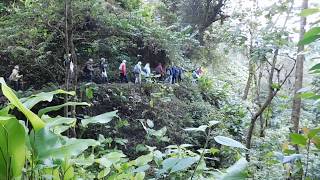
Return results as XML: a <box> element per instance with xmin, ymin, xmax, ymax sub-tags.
<box><xmin>1</xmin><ymin>0</ymin><xmax>320</xmax><ymax>179</ymax></box>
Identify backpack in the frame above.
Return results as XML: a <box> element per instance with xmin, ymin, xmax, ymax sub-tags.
<box><xmin>133</xmin><ymin>65</ymin><xmax>140</xmax><ymax>74</ymax></box>
<box><xmin>166</xmin><ymin>68</ymin><xmax>171</xmax><ymax>75</ymax></box>
<box><xmin>83</xmin><ymin>65</ymin><xmax>89</xmax><ymax>73</ymax></box>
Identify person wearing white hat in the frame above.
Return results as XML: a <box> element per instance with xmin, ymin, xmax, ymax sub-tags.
<box><xmin>100</xmin><ymin>58</ymin><xmax>109</xmax><ymax>83</ymax></box>
<box><xmin>9</xmin><ymin>65</ymin><xmax>23</xmax><ymax>90</ymax></box>
<box><xmin>84</xmin><ymin>58</ymin><xmax>94</xmax><ymax>82</ymax></box>
<box><xmin>133</xmin><ymin>61</ymin><xmax>142</xmax><ymax>84</ymax></box>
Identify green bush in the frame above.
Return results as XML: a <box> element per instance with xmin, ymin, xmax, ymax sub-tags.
<box><xmin>198</xmin><ymin>76</ymin><xmax>213</xmax><ymax>92</ymax></box>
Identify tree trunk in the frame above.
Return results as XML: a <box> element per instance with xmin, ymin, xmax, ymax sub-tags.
<box><xmin>291</xmin><ymin>0</ymin><xmax>308</xmax><ymax>137</ymax></box>
<box><xmin>243</xmin><ymin>61</ymin><xmax>254</xmax><ymax>100</ymax></box>
<box><xmin>254</xmin><ymin>64</ymin><xmax>265</xmax><ymax>137</ymax></box>
<box><xmin>69</xmin><ymin>0</ymin><xmax>77</xmax><ymax>137</ymax></box>
<box><xmin>246</xmin><ymin>49</ymin><xmax>278</xmax><ymax>154</ymax></box>
<box><xmin>243</xmin><ymin>30</ymin><xmax>254</xmax><ymax>100</ymax></box>
<box><xmin>64</xmin><ymin>0</ymin><xmax>70</xmax><ymax>118</ymax></box>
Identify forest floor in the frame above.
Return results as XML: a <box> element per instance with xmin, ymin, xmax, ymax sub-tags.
<box><xmin>78</xmin><ymin>82</ymin><xmax>197</xmax><ymax>158</ymax></box>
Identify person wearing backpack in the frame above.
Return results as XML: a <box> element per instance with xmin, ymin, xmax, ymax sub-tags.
<box><xmin>119</xmin><ymin>60</ymin><xmax>128</xmax><ymax>83</ymax></box>
<box><xmin>133</xmin><ymin>61</ymin><xmax>142</xmax><ymax>84</ymax></box>
<box><xmin>84</xmin><ymin>58</ymin><xmax>94</xmax><ymax>82</ymax></box>
<box><xmin>177</xmin><ymin>67</ymin><xmax>184</xmax><ymax>83</ymax></box>
<box><xmin>100</xmin><ymin>58</ymin><xmax>109</xmax><ymax>84</ymax></box>
<box><xmin>171</xmin><ymin>65</ymin><xmax>178</xmax><ymax>84</ymax></box>
<box><xmin>155</xmin><ymin>63</ymin><xmax>165</xmax><ymax>81</ymax></box>
<box><xmin>9</xmin><ymin>65</ymin><xmax>23</xmax><ymax>91</ymax></box>
<box><xmin>165</xmin><ymin>66</ymin><xmax>172</xmax><ymax>83</ymax></box>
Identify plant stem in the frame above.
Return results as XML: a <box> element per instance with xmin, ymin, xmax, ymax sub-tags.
<box><xmin>304</xmin><ymin>139</ymin><xmax>311</xmax><ymax>179</ymax></box>
<box><xmin>190</xmin><ymin>129</ymin><xmax>212</xmax><ymax>180</ymax></box>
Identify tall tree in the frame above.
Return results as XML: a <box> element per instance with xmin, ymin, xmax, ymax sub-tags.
<box><xmin>291</xmin><ymin>0</ymin><xmax>308</xmax><ymax>139</ymax></box>
<box><xmin>180</xmin><ymin>0</ymin><xmax>229</xmax><ymax>44</ymax></box>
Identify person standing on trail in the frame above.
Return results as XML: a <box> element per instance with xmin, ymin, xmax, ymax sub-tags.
<box><xmin>155</xmin><ymin>63</ymin><xmax>165</xmax><ymax>81</ymax></box>
<box><xmin>177</xmin><ymin>66</ymin><xmax>183</xmax><ymax>83</ymax></box>
<box><xmin>144</xmin><ymin>63</ymin><xmax>151</xmax><ymax>77</ymax></box>
<box><xmin>100</xmin><ymin>58</ymin><xmax>109</xmax><ymax>84</ymax></box>
<box><xmin>196</xmin><ymin>67</ymin><xmax>204</xmax><ymax>77</ymax></box>
<box><xmin>133</xmin><ymin>61</ymin><xmax>142</xmax><ymax>84</ymax></box>
<box><xmin>192</xmin><ymin>67</ymin><xmax>204</xmax><ymax>83</ymax></box>
<box><xmin>119</xmin><ymin>60</ymin><xmax>128</xmax><ymax>83</ymax></box>
<box><xmin>84</xmin><ymin>58</ymin><xmax>94</xmax><ymax>82</ymax></box>
<box><xmin>171</xmin><ymin>65</ymin><xmax>178</xmax><ymax>84</ymax></box>
<box><xmin>9</xmin><ymin>65</ymin><xmax>23</xmax><ymax>91</ymax></box>
<box><xmin>165</xmin><ymin>66</ymin><xmax>172</xmax><ymax>83</ymax></box>
<box><xmin>143</xmin><ymin>63</ymin><xmax>151</xmax><ymax>82</ymax></box>
<box><xmin>65</xmin><ymin>54</ymin><xmax>75</xmax><ymax>82</ymax></box>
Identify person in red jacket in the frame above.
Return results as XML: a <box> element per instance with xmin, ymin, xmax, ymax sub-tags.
<box><xmin>119</xmin><ymin>60</ymin><xmax>128</xmax><ymax>83</ymax></box>
<box><xmin>155</xmin><ymin>63</ymin><xmax>165</xmax><ymax>81</ymax></box>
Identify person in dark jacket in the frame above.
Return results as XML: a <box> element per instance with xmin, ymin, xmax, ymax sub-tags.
<box><xmin>84</xmin><ymin>58</ymin><xmax>94</xmax><ymax>82</ymax></box>
<box><xmin>177</xmin><ymin>67</ymin><xmax>183</xmax><ymax>82</ymax></box>
<box><xmin>171</xmin><ymin>66</ymin><xmax>179</xmax><ymax>84</ymax></box>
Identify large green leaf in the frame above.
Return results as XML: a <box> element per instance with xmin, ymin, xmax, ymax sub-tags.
<box><xmin>214</xmin><ymin>136</ymin><xmax>247</xmax><ymax>149</ymax></box>
<box><xmin>0</xmin><ymin>78</ymin><xmax>45</xmax><ymax>130</ymax></box>
<box><xmin>310</xmin><ymin>63</ymin><xmax>320</xmax><ymax>71</ymax></box>
<box><xmin>170</xmin><ymin>156</ymin><xmax>199</xmax><ymax>173</ymax></box>
<box><xmin>217</xmin><ymin>158</ymin><xmax>248</xmax><ymax>180</ymax></box>
<box><xmin>0</xmin><ymin>118</ymin><xmax>26</xmax><ymax>179</ymax></box>
<box><xmin>103</xmin><ymin>151</ymin><xmax>126</xmax><ymax>163</ymax></box>
<box><xmin>133</xmin><ymin>153</ymin><xmax>153</xmax><ymax>166</ymax></box>
<box><xmin>81</xmin><ymin>110</ymin><xmax>118</xmax><ymax>127</ymax></box>
<box><xmin>290</xmin><ymin>133</ymin><xmax>307</xmax><ymax>146</ymax></box>
<box><xmin>308</xmin><ymin>128</ymin><xmax>320</xmax><ymax>139</ymax></box>
<box><xmin>298</xmin><ymin>27</ymin><xmax>320</xmax><ymax>45</ymax></box>
<box><xmin>299</xmin><ymin>8</ymin><xmax>320</xmax><ymax>17</ymax></box>
<box><xmin>161</xmin><ymin>158</ymin><xmax>180</xmax><ymax>171</ymax></box>
<box><xmin>159</xmin><ymin>156</ymin><xmax>199</xmax><ymax>174</ymax></box>
<box><xmin>38</xmin><ymin>102</ymin><xmax>90</xmax><ymax>117</ymax></box>
<box><xmin>0</xmin><ymin>115</ymin><xmax>15</xmax><ymax>123</ymax></box>
<box><xmin>21</xmin><ymin>90</ymin><xmax>75</xmax><ymax>109</ymax></box>
<box><xmin>42</xmin><ymin>115</ymin><xmax>76</xmax><ymax>134</ymax></box>
<box><xmin>184</xmin><ymin>125</ymin><xmax>208</xmax><ymax>132</ymax></box>
<box><xmin>299</xmin><ymin>92</ymin><xmax>320</xmax><ymax>99</ymax></box>
<box><xmin>30</xmin><ymin>128</ymin><xmax>99</xmax><ymax>160</ymax></box>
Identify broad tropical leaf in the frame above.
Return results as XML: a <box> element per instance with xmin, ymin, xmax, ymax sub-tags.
<box><xmin>217</xmin><ymin>158</ymin><xmax>248</xmax><ymax>180</ymax></box>
<box><xmin>21</xmin><ymin>90</ymin><xmax>75</xmax><ymax>109</ymax></box>
<box><xmin>299</xmin><ymin>8</ymin><xmax>320</xmax><ymax>17</ymax></box>
<box><xmin>42</xmin><ymin>115</ymin><xmax>76</xmax><ymax>134</ymax></box>
<box><xmin>184</xmin><ymin>125</ymin><xmax>208</xmax><ymax>132</ymax></box>
<box><xmin>298</xmin><ymin>27</ymin><xmax>320</xmax><ymax>45</ymax></box>
<box><xmin>159</xmin><ymin>156</ymin><xmax>200</xmax><ymax>174</ymax></box>
<box><xmin>30</xmin><ymin>127</ymin><xmax>99</xmax><ymax>160</ymax></box>
<box><xmin>170</xmin><ymin>156</ymin><xmax>199</xmax><ymax>173</ymax></box>
<box><xmin>310</xmin><ymin>63</ymin><xmax>320</xmax><ymax>71</ymax></box>
<box><xmin>0</xmin><ymin>118</ymin><xmax>26</xmax><ymax>179</ymax></box>
<box><xmin>0</xmin><ymin>78</ymin><xmax>45</xmax><ymax>130</ymax></box>
<box><xmin>38</xmin><ymin>102</ymin><xmax>90</xmax><ymax>117</ymax></box>
<box><xmin>81</xmin><ymin>110</ymin><xmax>118</xmax><ymax>127</ymax></box>
<box><xmin>290</xmin><ymin>133</ymin><xmax>307</xmax><ymax>146</ymax></box>
<box><xmin>214</xmin><ymin>136</ymin><xmax>246</xmax><ymax>149</ymax></box>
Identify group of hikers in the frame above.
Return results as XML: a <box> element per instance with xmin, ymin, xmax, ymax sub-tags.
<box><xmin>8</xmin><ymin>56</ymin><xmax>205</xmax><ymax>91</ymax></box>
<box><xmin>82</xmin><ymin>56</ymin><xmax>205</xmax><ymax>85</ymax></box>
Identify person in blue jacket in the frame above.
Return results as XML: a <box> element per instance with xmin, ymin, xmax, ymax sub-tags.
<box><xmin>171</xmin><ymin>65</ymin><xmax>178</xmax><ymax>84</ymax></box>
<box><xmin>177</xmin><ymin>67</ymin><xmax>183</xmax><ymax>82</ymax></box>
